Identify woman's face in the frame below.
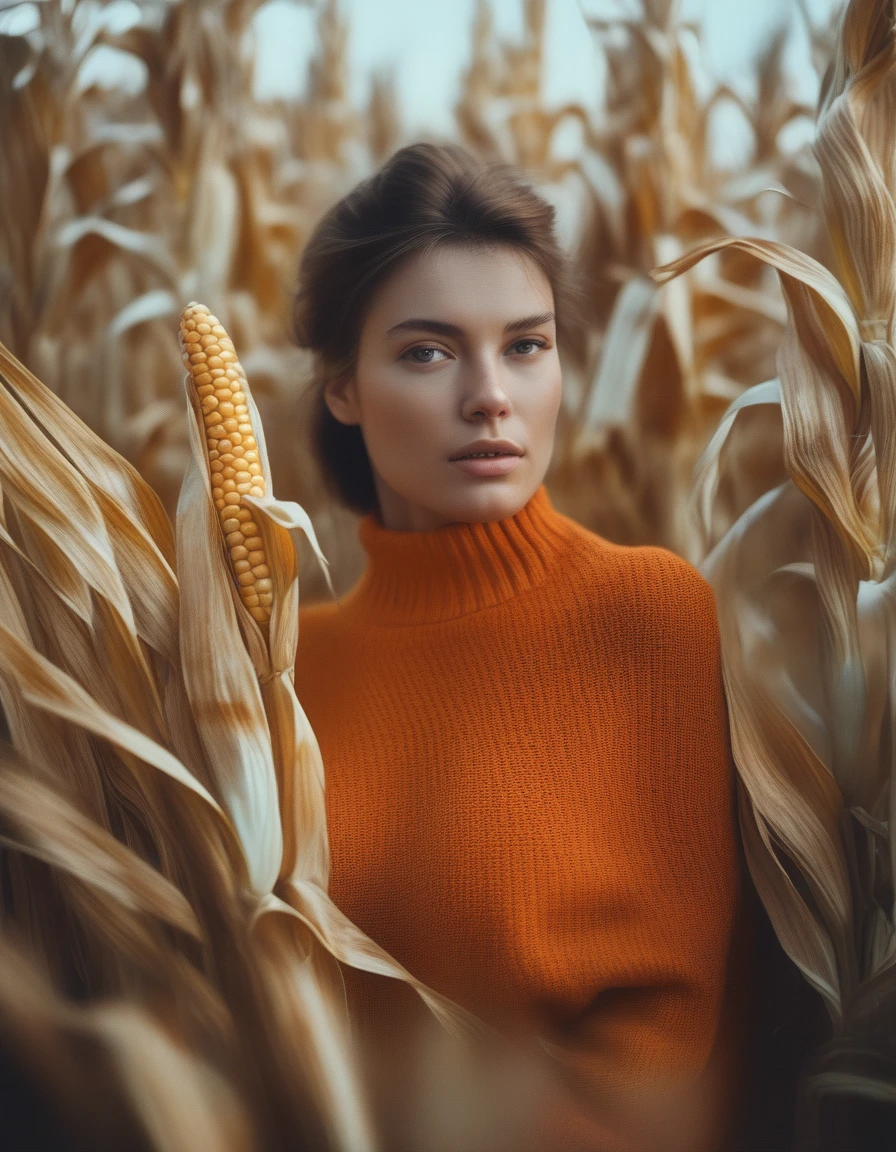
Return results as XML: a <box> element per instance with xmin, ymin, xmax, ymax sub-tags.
<box><xmin>324</xmin><ymin>243</ymin><xmax>563</xmax><ymax>531</ymax></box>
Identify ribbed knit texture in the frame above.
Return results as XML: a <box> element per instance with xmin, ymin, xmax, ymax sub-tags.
<box><xmin>295</xmin><ymin>483</ymin><xmax>748</xmax><ymax>1151</ymax></box>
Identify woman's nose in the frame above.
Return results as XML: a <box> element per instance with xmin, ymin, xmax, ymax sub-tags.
<box><xmin>460</xmin><ymin>358</ymin><xmax>512</xmax><ymax>421</ymax></box>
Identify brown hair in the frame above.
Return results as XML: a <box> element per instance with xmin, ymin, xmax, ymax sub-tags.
<box><xmin>292</xmin><ymin>141</ymin><xmax>586</xmax><ymax>516</ymax></box>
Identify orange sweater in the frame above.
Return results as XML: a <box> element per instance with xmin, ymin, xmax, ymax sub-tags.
<box><xmin>295</xmin><ymin>483</ymin><xmax>748</xmax><ymax>1151</ymax></box>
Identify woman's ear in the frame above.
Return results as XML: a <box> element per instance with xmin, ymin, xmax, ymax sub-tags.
<box><xmin>324</xmin><ymin>372</ymin><xmax>361</xmax><ymax>426</ymax></box>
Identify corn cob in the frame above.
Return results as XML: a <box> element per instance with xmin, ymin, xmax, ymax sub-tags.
<box><xmin>179</xmin><ymin>303</ymin><xmax>272</xmax><ymax>626</ymax></box>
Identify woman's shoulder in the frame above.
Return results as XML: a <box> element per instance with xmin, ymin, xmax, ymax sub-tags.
<box><xmin>562</xmin><ymin>516</ymin><xmax>716</xmax><ymax>602</ymax></box>
<box><xmin>559</xmin><ymin>520</ymin><xmax>720</xmax><ymax>643</ymax></box>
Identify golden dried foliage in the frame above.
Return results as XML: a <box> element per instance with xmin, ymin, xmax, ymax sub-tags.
<box><xmin>0</xmin><ymin>312</ymin><xmax>487</xmax><ymax>1150</ymax></box>
<box><xmin>654</xmin><ymin>0</ymin><xmax>896</xmax><ymax>1116</ymax></box>
<box><xmin>11</xmin><ymin>0</ymin><xmax>896</xmax><ymax>1139</ymax></box>
<box><xmin>544</xmin><ymin>1</ymin><xmax>816</xmax><ymax>556</ymax></box>
<box><xmin>1</xmin><ymin>0</ymin><xmax>831</xmax><ymax>582</ymax></box>
<box><xmin>0</xmin><ymin>0</ymin><xmax>398</xmax><ymax>603</ymax></box>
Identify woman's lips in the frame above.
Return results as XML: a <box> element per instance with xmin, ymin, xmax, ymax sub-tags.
<box><xmin>449</xmin><ymin>453</ymin><xmax>522</xmax><ymax>477</ymax></box>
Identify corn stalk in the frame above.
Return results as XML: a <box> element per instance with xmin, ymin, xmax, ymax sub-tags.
<box><xmin>544</xmin><ymin>0</ymin><xmax>824</xmax><ymax>559</ymax></box>
<box><xmin>654</xmin><ymin>0</ymin><xmax>896</xmax><ymax>1119</ymax></box>
<box><xmin>0</xmin><ymin>0</ymin><xmax>399</xmax><ymax>604</ymax></box>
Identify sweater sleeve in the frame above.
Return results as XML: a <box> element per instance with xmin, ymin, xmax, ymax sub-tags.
<box><xmin>531</xmin><ymin>550</ymin><xmax>745</xmax><ymax>1151</ymax></box>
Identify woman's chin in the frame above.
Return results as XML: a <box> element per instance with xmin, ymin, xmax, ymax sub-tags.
<box><xmin>437</xmin><ymin>475</ymin><xmax>539</xmax><ymax>524</ymax></box>
<box><xmin>374</xmin><ymin>465</ymin><xmax>543</xmax><ymax>530</ymax></box>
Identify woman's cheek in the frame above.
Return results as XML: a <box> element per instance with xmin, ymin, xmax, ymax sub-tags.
<box><xmin>366</xmin><ymin>380</ymin><xmax>441</xmax><ymax>479</ymax></box>
<box><xmin>521</xmin><ymin>376</ymin><xmax>561</xmax><ymax>443</ymax></box>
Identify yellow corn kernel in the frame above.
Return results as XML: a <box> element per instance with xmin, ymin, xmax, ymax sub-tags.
<box><xmin>179</xmin><ymin>302</ymin><xmax>272</xmax><ymax>627</ymax></box>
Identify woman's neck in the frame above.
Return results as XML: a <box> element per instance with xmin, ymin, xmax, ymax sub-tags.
<box><xmin>337</xmin><ymin>483</ymin><xmax>576</xmax><ymax>627</ymax></box>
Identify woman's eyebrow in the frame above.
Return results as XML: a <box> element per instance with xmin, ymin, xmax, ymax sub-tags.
<box><xmin>386</xmin><ymin>311</ymin><xmax>555</xmax><ymax>338</ymax></box>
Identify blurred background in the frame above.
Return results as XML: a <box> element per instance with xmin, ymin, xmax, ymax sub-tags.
<box><xmin>0</xmin><ymin>0</ymin><xmax>845</xmax><ymax>598</ymax></box>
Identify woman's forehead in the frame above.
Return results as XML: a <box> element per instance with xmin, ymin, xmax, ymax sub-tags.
<box><xmin>365</xmin><ymin>244</ymin><xmax>555</xmax><ymax>333</ymax></box>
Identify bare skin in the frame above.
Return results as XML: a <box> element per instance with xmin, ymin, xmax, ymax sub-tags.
<box><xmin>324</xmin><ymin>242</ymin><xmax>563</xmax><ymax>531</ymax></box>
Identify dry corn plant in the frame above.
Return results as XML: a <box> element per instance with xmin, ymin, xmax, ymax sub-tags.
<box><xmin>541</xmin><ymin>0</ymin><xmax>828</xmax><ymax>560</ymax></box>
<box><xmin>2</xmin><ymin>0</ymin><xmax>831</xmax><ymax>613</ymax></box>
<box><xmin>106</xmin><ymin>0</ymin><xmax>397</xmax><ymax>602</ymax></box>
<box><xmin>0</xmin><ymin>865</ymin><xmax>254</xmax><ymax>1152</ymax></box>
<box><xmin>455</xmin><ymin>0</ymin><xmax>590</xmax><ymax>177</ymax></box>
<box><xmin>653</xmin><ymin>0</ymin><xmax>896</xmax><ymax>1124</ymax></box>
<box><xmin>0</xmin><ymin>0</ymin><xmax>400</xmax><ymax>605</ymax></box>
<box><xmin>453</xmin><ymin>0</ymin><xmax>596</xmax><ymax>378</ymax></box>
<box><xmin>0</xmin><ymin>305</ymin><xmax>494</xmax><ymax>1151</ymax></box>
<box><xmin>0</xmin><ymin>0</ymin><xmax>190</xmax><ymax>484</ymax></box>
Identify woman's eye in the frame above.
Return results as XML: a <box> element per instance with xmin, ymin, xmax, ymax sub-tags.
<box><xmin>509</xmin><ymin>339</ymin><xmax>546</xmax><ymax>356</ymax></box>
<box><xmin>401</xmin><ymin>340</ymin><xmax>545</xmax><ymax>363</ymax></box>
<box><xmin>403</xmin><ymin>346</ymin><xmax>448</xmax><ymax>364</ymax></box>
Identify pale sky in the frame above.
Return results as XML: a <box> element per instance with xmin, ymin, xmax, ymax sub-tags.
<box><xmin>250</xmin><ymin>0</ymin><xmax>839</xmax><ymax>107</ymax></box>
<box><xmin>249</xmin><ymin>0</ymin><xmax>842</xmax><ymax>164</ymax></box>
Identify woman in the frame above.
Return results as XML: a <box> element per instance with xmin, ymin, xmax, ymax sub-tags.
<box><xmin>292</xmin><ymin>142</ymin><xmax>751</xmax><ymax>1152</ymax></box>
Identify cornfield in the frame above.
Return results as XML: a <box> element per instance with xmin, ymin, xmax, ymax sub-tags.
<box><xmin>1</xmin><ymin>0</ymin><xmax>894</xmax><ymax>1148</ymax></box>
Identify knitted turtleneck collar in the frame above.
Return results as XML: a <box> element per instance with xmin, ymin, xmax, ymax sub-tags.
<box><xmin>338</xmin><ymin>483</ymin><xmax>576</xmax><ymax>627</ymax></box>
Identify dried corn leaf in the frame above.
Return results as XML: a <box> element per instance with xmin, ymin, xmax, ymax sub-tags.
<box><xmin>0</xmin><ymin>620</ymin><xmax>223</xmax><ymax>819</ymax></box>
